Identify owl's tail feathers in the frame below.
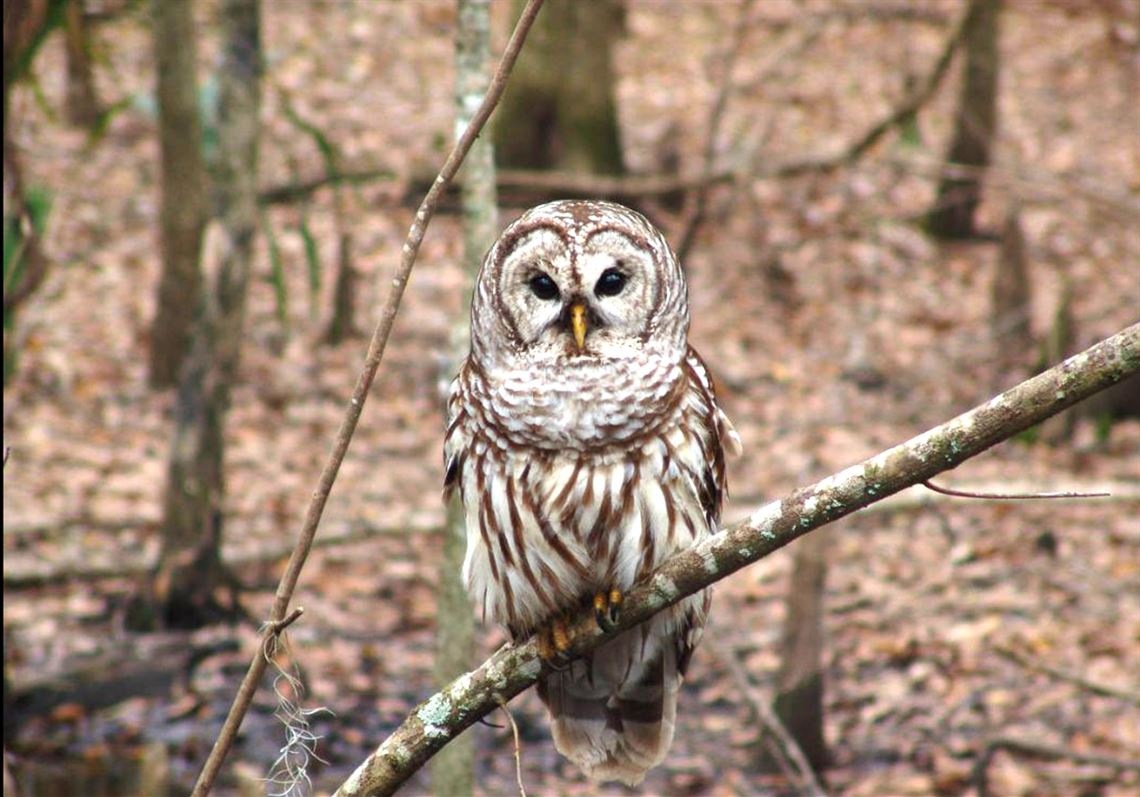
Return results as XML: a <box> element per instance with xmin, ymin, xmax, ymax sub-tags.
<box><xmin>538</xmin><ymin>648</ymin><xmax>679</xmax><ymax>786</ymax></box>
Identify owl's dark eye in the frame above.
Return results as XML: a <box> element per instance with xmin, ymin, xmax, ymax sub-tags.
<box><xmin>594</xmin><ymin>268</ymin><xmax>626</xmax><ymax>297</ymax></box>
<box><xmin>528</xmin><ymin>272</ymin><xmax>560</xmax><ymax>301</ymax></box>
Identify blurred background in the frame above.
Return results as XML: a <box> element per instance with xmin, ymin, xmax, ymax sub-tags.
<box><xmin>3</xmin><ymin>1</ymin><xmax>1139</xmax><ymax>795</ymax></box>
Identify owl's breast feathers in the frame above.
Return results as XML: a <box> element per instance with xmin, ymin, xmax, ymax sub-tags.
<box><xmin>444</xmin><ymin>346</ymin><xmax>738</xmax><ymax>634</ymax></box>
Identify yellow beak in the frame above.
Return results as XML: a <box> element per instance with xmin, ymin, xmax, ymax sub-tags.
<box><xmin>570</xmin><ymin>303</ymin><xmax>588</xmax><ymax>353</ymax></box>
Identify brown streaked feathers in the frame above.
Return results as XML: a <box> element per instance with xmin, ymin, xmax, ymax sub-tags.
<box><xmin>444</xmin><ymin>200</ymin><xmax>740</xmax><ymax>785</ymax></box>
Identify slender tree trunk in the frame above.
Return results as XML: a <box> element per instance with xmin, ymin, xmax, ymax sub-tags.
<box><xmin>990</xmin><ymin>205</ymin><xmax>1033</xmax><ymax>381</ymax></box>
<box><xmin>772</xmin><ymin>532</ymin><xmax>830</xmax><ymax>771</ymax></box>
<box><xmin>63</xmin><ymin>0</ymin><xmax>100</xmax><ymax>128</ymax></box>
<box><xmin>136</xmin><ymin>0</ymin><xmax>261</xmax><ymax>630</ymax></box>
<box><xmin>4</xmin><ymin>1</ymin><xmax>65</xmax><ymax>384</ymax></box>
<box><xmin>148</xmin><ymin>0</ymin><xmax>208</xmax><ymax>388</ymax></box>
<box><xmin>323</xmin><ymin>230</ymin><xmax>359</xmax><ymax>345</ymax></box>
<box><xmin>925</xmin><ymin>0</ymin><xmax>1001</xmax><ymax>239</ymax></box>
<box><xmin>494</xmin><ymin>0</ymin><xmax>624</xmax><ymax>175</ymax></box>
<box><xmin>432</xmin><ymin>1</ymin><xmax>498</xmax><ymax>793</ymax></box>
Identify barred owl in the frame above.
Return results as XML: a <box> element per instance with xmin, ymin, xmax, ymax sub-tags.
<box><xmin>444</xmin><ymin>200</ymin><xmax>740</xmax><ymax>785</ymax></box>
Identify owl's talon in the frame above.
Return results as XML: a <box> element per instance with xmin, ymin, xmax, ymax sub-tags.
<box><xmin>537</xmin><ymin>616</ymin><xmax>573</xmax><ymax>668</ymax></box>
<box><xmin>593</xmin><ymin>588</ymin><xmax>623</xmax><ymax>632</ymax></box>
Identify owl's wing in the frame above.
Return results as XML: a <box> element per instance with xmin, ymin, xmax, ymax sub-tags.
<box><xmin>683</xmin><ymin>347</ymin><xmax>742</xmax><ymax>527</ymax></box>
<box><xmin>442</xmin><ymin>367</ymin><xmax>470</xmax><ymax>501</ymax></box>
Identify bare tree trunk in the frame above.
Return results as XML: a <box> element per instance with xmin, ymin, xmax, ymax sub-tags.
<box><xmin>432</xmin><ymin>1</ymin><xmax>498</xmax><ymax>793</ymax></box>
<box><xmin>990</xmin><ymin>205</ymin><xmax>1033</xmax><ymax>380</ymax></box>
<box><xmin>323</xmin><ymin>231</ymin><xmax>359</xmax><ymax>344</ymax></box>
<box><xmin>147</xmin><ymin>0</ymin><xmax>208</xmax><ymax>388</ymax></box>
<box><xmin>925</xmin><ymin>0</ymin><xmax>1001</xmax><ymax>239</ymax></box>
<box><xmin>135</xmin><ymin>0</ymin><xmax>261</xmax><ymax>630</ymax></box>
<box><xmin>772</xmin><ymin>532</ymin><xmax>830</xmax><ymax>771</ymax></box>
<box><xmin>4</xmin><ymin>0</ymin><xmax>63</xmax><ymax>385</ymax></box>
<box><xmin>493</xmin><ymin>0</ymin><xmax>624</xmax><ymax>175</ymax></box>
<box><xmin>63</xmin><ymin>0</ymin><xmax>100</xmax><ymax>128</ymax></box>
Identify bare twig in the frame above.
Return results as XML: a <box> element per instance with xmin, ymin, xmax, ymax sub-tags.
<box><xmin>3</xmin><ymin>516</ymin><xmax>442</xmax><ymax>590</ymax></box>
<box><xmin>922</xmin><ymin>479</ymin><xmax>1110</xmax><ymax>500</ymax></box>
<box><xmin>993</xmin><ymin>644</ymin><xmax>1140</xmax><ymax>707</ymax></box>
<box><xmin>713</xmin><ymin>636</ymin><xmax>827</xmax><ymax>797</ymax></box>
<box><xmin>266</xmin><ymin>606</ymin><xmax>304</xmax><ymax>636</ymax></box>
<box><xmin>336</xmin><ymin>325</ymin><xmax>1139</xmax><ymax>797</ymax></box>
<box><xmin>755</xmin><ymin>1</ymin><xmax>973</xmax><ymax>180</ymax></box>
<box><xmin>973</xmin><ymin>736</ymin><xmax>1140</xmax><ymax>797</ymax></box>
<box><xmin>496</xmin><ymin>167</ymin><xmax>735</xmax><ymax>198</ymax></box>
<box><xmin>728</xmin><ymin>480</ymin><xmax>1140</xmax><ymax>522</ymax></box>
<box><xmin>883</xmin><ymin>152</ymin><xmax>1140</xmax><ymax>223</ymax></box>
<box><xmin>755</xmin><ymin>3</ymin><xmax>952</xmax><ymax>28</ymax></box>
<box><xmin>187</xmin><ymin>2</ymin><xmax>546</xmax><ymax>794</ymax></box>
<box><xmin>258</xmin><ymin>167</ymin><xmax>394</xmax><ymax>205</ymax></box>
<box><xmin>675</xmin><ymin>0</ymin><xmax>754</xmax><ymax>262</ymax></box>
<box><xmin>495</xmin><ymin>696</ymin><xmax>528</xmax><ymax>797</ymax></box>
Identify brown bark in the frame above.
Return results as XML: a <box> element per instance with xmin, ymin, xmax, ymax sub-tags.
<box><xmin>493</xmin><ymin>0</ymin><xmax>625</xmax><ymax>175</ymax></box>
<box><xmin>4</xmin><ymin>0</ymin><xmax>63</xmax><ymax>384</ymax></box>
<box><xmin>432</xmin><ymin>3</ymin><xmax>498</xmax><ymax>792</ymax></box>
<box><xmin>323</xmin><ymin>231</ymin><xmax>359</xmax><ymax>345</ymax></box>
<box><xmin>63</xmin><ymin>0</ymin><xmax>100</xmax><ymax>128</ymax></box>
<box><xmin>990</xmin><ymin>205</ymin><xmax>1033</xmax><ymax>380</ymax></box>
<box><xmin>147</xmin><ymin>0</ymin><xmax>208</xmax><ymax>388</ymax></box>
<box><xmin>925</xmin><ymin>0</ymin><xmax>1002</xmax><ymax>239</ymax></box>
<box><xmin>772</xmin><ymin>531</ymin><xmax>830</xmax><ymax>771</ymax></box>
<box><xmin>141</xmin><ymin>0</ymin><xmax>261</xmax><ymax>630</ymax></box>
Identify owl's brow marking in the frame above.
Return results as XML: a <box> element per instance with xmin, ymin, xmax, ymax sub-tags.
<box><xmin>582</xmin><ymin>225</ymin><xmax>651</xmax><ymax>255</ymax></box>
<box><xmin>498</xmin><ymin>221</ymin><xmax>571</xmax><ymax>262</ymax></box>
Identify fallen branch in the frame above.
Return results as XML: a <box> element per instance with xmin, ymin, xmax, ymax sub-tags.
<box><xmin>3</xmin><ymin>517</ymin><xmax>440</xmax><ymax>590</ymax></box>
<box><xmin>994</xmin><ymin>644</ymin><xmax>1140</xmax><ymax>707</ymax></box>
<box><xmin>188</xmin><ymin>2</ymin><xmax>547</xmax><ymax>794</ymax></box>
<box><xmin>713</xmin><ymin>636</ymin><xmax>827</xmax><ymax>797</ymax></box>
<box><xmin>754</xmin><ymin>1</ymin><xmax>972</xmax><ymax>180</ymax></box>
<box><xmin>972</xmin><ymin>735</ymin><xmax>1140</xmax><ymax>797</ymax></box>
<box><xmin>336</xmin><ymin>325</ymin><xmax>1139</xmax><ymax>797</ymax></box>
<box><xmin>8</xmin><ymin>632</ymin><xmax>240</xmax><ymax>730</ymax></box>
<box><xmin>258</xmin><ymin>167</ymin><xmax>394</xmax><ymax>205</ymax></box>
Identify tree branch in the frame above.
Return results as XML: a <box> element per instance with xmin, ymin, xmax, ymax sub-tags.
<box><xmin>713</xmin><ymin>635</ymin><xmax>827</xmax><ymax>797</ymax></box>
<box><xmin>993</xmin><ymin>644</ymin><xmax>1140</xmax><ymax>707</ymax></box>
<box><xmin>973</xmin><ymin>735</ymin><xmax>1140</xmax><ymax>797</ymax></box>
<box><xmin>337</xmin><ymin>324</ymin><xmax>1139</xmax><ymax>797</ymax></box>
<box><xmin>755</xmin><ymin>0</ymin><xmax>973</xmax><ymax>180</ymax></box>
<box><xmin>187</xmin><ymin>1</ymin><xmax>546</xmax><ymax>794</ymax></box>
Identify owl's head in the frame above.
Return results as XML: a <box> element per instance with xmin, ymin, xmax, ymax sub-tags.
<box><xmin>469</xmin><ymin>200</ymin><xmax>689</xmax><ymax>371</ymax></box>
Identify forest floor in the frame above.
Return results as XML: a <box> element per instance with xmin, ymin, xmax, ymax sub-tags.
<box><xmin>4</xmin><ymin>2</ymin><xmax>1139</xmax><ymax>796</ymax></box>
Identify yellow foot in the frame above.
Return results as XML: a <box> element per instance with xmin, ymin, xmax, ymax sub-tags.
<box><xmin>592</xmin><ymin>587</ymin><xmax>623</xmax><ymax>632</ymax></box>
<box><xmin>537</xmin><ymin>615</ymin><xmax>573</xmax><ymax>666</ymax></box>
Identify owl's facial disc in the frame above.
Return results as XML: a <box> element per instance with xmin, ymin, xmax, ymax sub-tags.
<box><xmin>483</xmin><ymin>215</ymin><xmax>683</xmax><ymax>366</ymax></box>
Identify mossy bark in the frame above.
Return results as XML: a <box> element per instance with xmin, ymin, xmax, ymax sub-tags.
<box><xmin>431</xmin><ymin>1</ymin><xmax>497</xmax><ymax>793</ymax></box>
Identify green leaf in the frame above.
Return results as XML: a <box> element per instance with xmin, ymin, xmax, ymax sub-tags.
<box><xmin>898</xmin><ymin>113</ymin><xmax>923</xmax><ymax>148</ymax></box>
<box><xmin>261</xmin><ymin>211</ymin><xmax>289</xmax><ymax>334</ymax></box>
<box><xmin>298</xmin><ymin>215</ymin><xmax>321</xmax><ymax>319</ymax></box>
<box><xmin>279</xmin><ymin>89</ymin><xmax>340</xmax><ymax>176</ymax></box>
